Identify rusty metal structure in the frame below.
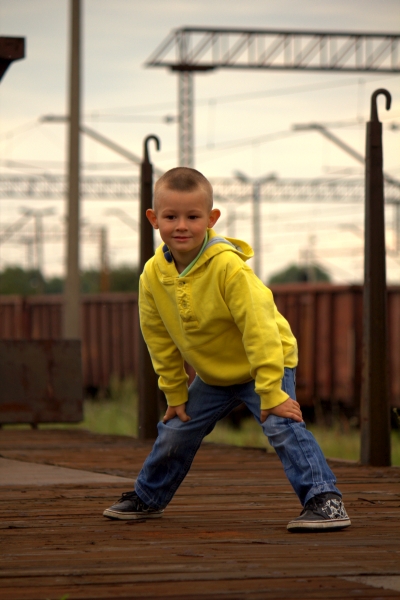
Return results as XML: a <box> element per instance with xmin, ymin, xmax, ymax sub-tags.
<box><xmin>145</xmin><ymin>28</ymin><xmax>400</xmax><ymax>166</ymax></box>
<box><xmin>138</xmin><ymin>136</ymin><xmax>161</xmax><ymax>439</ymax></box>
<box><xmin>0</xmin><ymin>36</ymin><xmax>25</xmax><ymax>81</ymax></box>
<box><xmin>1</xmin><ymin>284</ymin><xmax>400</xmax><ymax>412</ymax></box>
<box><xmin>361</xmin><ymin>89</ymin><xmax>392</xmax><ymax>466</ymax></box>
<box><xmin>0</xmin><ymin>340</ymin><xmax>83</xmax><ymax>426</ymax></box>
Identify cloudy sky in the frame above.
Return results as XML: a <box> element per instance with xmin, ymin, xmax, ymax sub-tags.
<box><xmin>0</xmin><ymin>0</ymin><xmax>399</xmax><ymax>282</ymax></box>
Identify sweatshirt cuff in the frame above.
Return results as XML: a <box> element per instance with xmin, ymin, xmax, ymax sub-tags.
<box><xmin>259</xmin><ymin>387</ymin><xmax>289</xmax><ymax>410</ymax></box>
<box><xmin>164</xmin><ymin>385</ymin><xmax>189</xmax><ymax>407</ymax></box>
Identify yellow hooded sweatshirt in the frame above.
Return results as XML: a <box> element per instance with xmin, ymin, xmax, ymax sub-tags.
<box><xmin>139</xmin><ymin>228</ymin><xmax>298</xmax><ymax>411</ymax></box>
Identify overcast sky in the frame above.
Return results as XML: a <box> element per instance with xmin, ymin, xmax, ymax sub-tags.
<box><xmin>0</xmin><ymin>0</ymin><xmax>399</xmax><ymax>282</ymax></box>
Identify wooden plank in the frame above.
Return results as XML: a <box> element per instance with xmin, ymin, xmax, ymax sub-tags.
<box><xmin>0</xmin><ymin>430</ymin><xmax>400</xmax><ymax>599</ymax></box>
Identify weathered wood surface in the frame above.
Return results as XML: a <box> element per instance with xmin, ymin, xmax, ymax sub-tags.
<box><xmin>1</xmin><ymin>429</ymin><xmax>400</xmax><ymax>599</ymax></box>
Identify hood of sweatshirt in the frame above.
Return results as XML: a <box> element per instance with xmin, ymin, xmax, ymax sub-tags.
<box><xmin>153</xmin><ymin>228</ymin><xmax>254</xmax><ymax>280</ymax></box>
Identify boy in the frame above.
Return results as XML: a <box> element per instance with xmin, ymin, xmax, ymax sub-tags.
<box><xmin>103</xmin><ymin>167</ymin><xmax>351</xmax><ymax>532</ymax></box>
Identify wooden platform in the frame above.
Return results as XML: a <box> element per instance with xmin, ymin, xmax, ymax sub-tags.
<box><xmin>1</xmin><ymin>429</ymin><xmax>400</xmax><ymax>600</ymax></box>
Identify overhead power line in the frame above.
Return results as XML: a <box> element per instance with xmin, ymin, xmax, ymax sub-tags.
<box><xmin>146</xmin><ymin>27</ymin><xmax>400</xmax><ymax>167</ymax></box>
<box><xmin>82</xmin><ymin>75</ymin><xmax>390</xmax><ymax>117</ymax></box>
<box><xmin>40</xmin><ymin>116</ymin><xmax>164</xmax><ymax>176</ymax></box>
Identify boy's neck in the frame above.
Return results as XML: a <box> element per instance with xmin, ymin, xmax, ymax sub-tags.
<box><xmin>171</xmin><ymin>249</ymin><xmax>198</xmax><ymax>274</ymax></box>
<box><xmin>172</xmin><ymin>255</ymin><xmax>189</xmax><ymax>274</ymax></box>
<box><xmin>170</xmin><ymin>234</ymin><xmax>208</xmax><ymax>274</ymax></box>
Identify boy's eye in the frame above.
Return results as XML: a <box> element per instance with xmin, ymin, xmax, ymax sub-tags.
<box><xmin>189</xmin><ymin>215</ymin><xmax>199</xmax><ymax>220</ymax></box>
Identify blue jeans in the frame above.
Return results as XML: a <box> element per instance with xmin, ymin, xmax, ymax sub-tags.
<box><xmin>135</xmin><ymin>368</ymin><xmax>340</xmax><ymax>509</ymax></box>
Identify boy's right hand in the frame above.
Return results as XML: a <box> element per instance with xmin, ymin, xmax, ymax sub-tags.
<box><xmin>260</xmin><ymin>397</ymin><xmax>303</xmax><ymax>423</ymax></box>
<box><xmin>163</xmin><ymin>403</ymin><xmax>191</xmax><ymax>423</ymax></box>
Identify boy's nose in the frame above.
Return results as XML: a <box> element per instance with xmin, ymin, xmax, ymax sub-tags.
<box><xmin>176</xmin><ymin>218</ymin><xmax>188</xmax><ymax>230</ymax></box>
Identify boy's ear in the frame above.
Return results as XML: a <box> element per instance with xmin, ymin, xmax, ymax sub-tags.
<box><xmin>146</xmin><ymin>208</ymin><xmax>159</xmax><ymax>229</ymax></box>
<box><xmin>208</xmin><ymin>208</ymin><xmax>221</xmax><ymax>228</ymax></box>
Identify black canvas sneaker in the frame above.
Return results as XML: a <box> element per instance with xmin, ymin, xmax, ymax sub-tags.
<box><xmin>103</xmin><ymin>491</ymin><xmax>164</xmax><ymax>520</ymax></box>
<box><xmin>287</xmin><ymin>492</ymin><xmax>351</xmax><ymax>532</ymax></box>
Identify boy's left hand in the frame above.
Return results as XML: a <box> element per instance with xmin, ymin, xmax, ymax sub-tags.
<box><xmin>260</xmin><ymin>397</ymin><xmax>303</xmax><ymax>423</ymax></box>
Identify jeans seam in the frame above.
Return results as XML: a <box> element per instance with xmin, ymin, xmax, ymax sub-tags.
<box><xmin>289</xmin><ymin>421</ymin><xmax>323</xmax><ymax>486</ymax></box>
<box><xmin>288</xmin><ymin>421</ymin><xmax>338</xmax><ymax>500</ymax></box>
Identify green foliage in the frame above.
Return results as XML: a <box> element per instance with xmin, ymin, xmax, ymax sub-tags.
<box><xmin>0</xmin><ymin>265</ymin><xmax>139</xmax><ymax>295</ymax></box>
<box><xmin>109</xmin><ymin>265</ymin><xmax>139</xmax><ymax>293</ymax></box>
<box><xmin>0</xmin><ymin>267</ymin><xmax>46</xmax><ymax>295</ymax></box>
<box><xmin>79</xmin><ymin>265</ymin><xmax>139</xmax><ymax>294</ymax></box>
<box><xmin>81</xmin><ymin>377</ymin><xmax>138</xmax><ymax>436</ymax></box>
<box><xmin>268</xmin><ymin>263</ymin><xmax>331</xmax><ymax>284</ymax></box>
<box><xmin>81</xmin><ymin>269</ymin><xmax>102</xmax><ymax>294</ymax></box>
<box><xmin>45</xmin><ymin>275</ymin><xmax>64</xmax><ymax>294</ymax></box>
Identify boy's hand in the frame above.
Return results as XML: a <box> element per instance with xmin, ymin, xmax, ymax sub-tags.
<box><xmin>163</xmin><ymin>403</ymin><xmax>191</xmax><ymax>423</ymax></box>
<box><xmin>260</xmin><ymin>397</ymin><xmax>303</xmax><ymax>423</ymax></box>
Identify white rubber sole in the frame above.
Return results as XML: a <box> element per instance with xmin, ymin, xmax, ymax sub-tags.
<box><xmin>103</xmin><ymin>508</ymin><xmax>164</xmax><ymax>520</ymax></box>
<box><xmin>287</xmin><ymin>517</ymin><xmax>351</xmax><ymax>532</ymax></box>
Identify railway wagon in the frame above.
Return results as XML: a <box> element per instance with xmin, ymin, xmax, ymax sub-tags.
<box><xmin>1</xmin><ymin>284</ymin><xmax>399</xmax><ymax>409</ymax></box>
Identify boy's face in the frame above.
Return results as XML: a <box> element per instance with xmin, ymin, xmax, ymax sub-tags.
<box><xmin>146</xmin><ymin>186</ymin><xmax>220</xmax><ymax>265</ymax></box>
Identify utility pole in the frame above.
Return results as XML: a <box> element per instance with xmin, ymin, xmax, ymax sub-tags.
<box><xmin>360</xmin><ymin>89</ymin><xmax>392</xmax><ymax>466</ymax></box>
<box><xmin>234</xmin><ymin>171</ymin><xmax>276</xmax><ymax>278</ymax></box>
<box><xmin>20</xmin><ymin>207</ymin><xmax>55</xmax><ymax>274</ymax></box>
<box><xmin>178</xmin><ymin>71</ymin><xmax>194</xmax><ymax>167</ymax></box>
<box><xmin>394</xmin><ymin>202</ymin><xmax>400</xmax><ymax>253</ymax></box>
<box><xmin>63</xmin><ymin>0</ymin><xmax>82</xmax><ymax>339</ymax></box>
<box><xmin>18</xmin><ymin>236</ymin><xmax>35</xmax><ymax>270</ymax></box>
<box><xmin>138</xmin><ymin>135</ymin><xmax>160</xmax><ymax>439</ymax></box>
<box><xmin>99</xmin><ymin>226</ymin><xmax>110</xmax><ymax>292</ymax></box>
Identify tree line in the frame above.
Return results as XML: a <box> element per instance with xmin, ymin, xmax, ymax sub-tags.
<box><xmin>0</xmin><ymin>266</ymin><xmax>139</xmax><ymax>295</ymax></box>
<box><xmin>0</xmin><ymin>262</ymin><xmax>330</xmax><ymax>296</ymax></box>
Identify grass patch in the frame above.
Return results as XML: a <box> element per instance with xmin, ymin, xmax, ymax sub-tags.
<box><xmin>2</xmin><ymin>377</ymin><xmax>139</xmax><ymax>437</ymax></box>
<box><xmin>80</xmin><ymin>377</ymin><xmax>138</xmax><ymax>437</ymax></box>
<box><xmin>205</xmin><ymin>416</ymin><xmax>400</xmax><ymax>466</ymax></box>
<box><xmin>3</xmin><ymin>378</ymin><xmax>400</xmax><ymax>466</ymax></box>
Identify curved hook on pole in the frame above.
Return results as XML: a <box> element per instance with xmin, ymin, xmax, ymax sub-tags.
<box><xmin>144</xmin><ymin>134</ymin><xmax>161</xmax><ymax>164</ymax></box>
<box><xmin>370</xmin><ymin>89</ymin><xmax>391</xmax><ymax>123</ymax></box>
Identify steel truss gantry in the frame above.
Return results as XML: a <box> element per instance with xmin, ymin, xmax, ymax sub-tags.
<box><xmin>145</xmin><ymin>27</ymin><xmax>400</xmax><ymax>167</ymax></box>
<box><xmin>1</xmin><ymin>174</ymin><xmax>399</xmax><ymax>204</ymax></box>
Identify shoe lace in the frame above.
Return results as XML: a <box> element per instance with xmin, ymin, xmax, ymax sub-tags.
<box><xmin>306</xmin><ymin>496</ymin><xmax>323</xmax><ymax>510</ymax></box>
<box><xmin>302</xmin><ymin>494</ymin><xmax>332</xmax><ymax>514</ymax></box>
<box><xmin>118</xmin><ymin>491</ymin><xmax>152</xmax><ymax>511</ymax></box>
<box><xmin>303</xmin><ymin>493</ymin><xmax>343</xmax><ymax>515</ymax></box>
<box><xmin>118</xmin><ymin>491</ymin><xmax>139</xmax><ymax>503</ymax></box>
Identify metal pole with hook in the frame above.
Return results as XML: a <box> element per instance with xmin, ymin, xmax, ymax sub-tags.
<box><xmin>138</xmin><ymin>135</ymin><xmax>161</xmax><ymax>439</ymax></box>
<box><xmin>360</xmin><ymin>89</ymin><xmax>391</xmax><ymax>466</ymax></box>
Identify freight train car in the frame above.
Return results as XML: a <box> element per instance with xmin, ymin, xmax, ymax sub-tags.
<box><xmin>1</xmin><ymin>285</ymin><xmax>399</xmax><ymax>409</ymax></box>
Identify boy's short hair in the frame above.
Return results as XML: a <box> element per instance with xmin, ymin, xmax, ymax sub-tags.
<box><xmin>154</xmin><ymin>167</ymin><xmax>213</xmax><ymax>210</ymax></box>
